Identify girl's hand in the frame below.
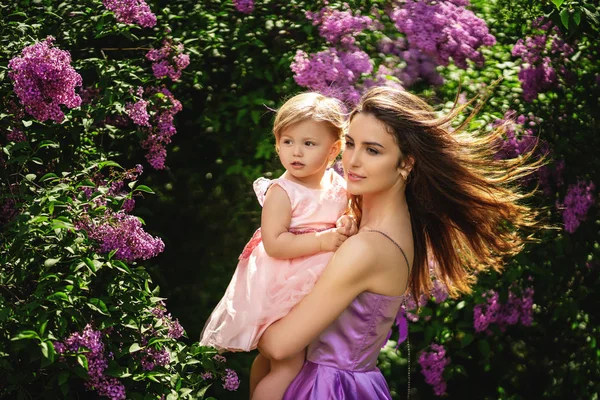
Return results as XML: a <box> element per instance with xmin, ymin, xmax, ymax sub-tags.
<box><xmin>316</xmin><ymin>229</ymin><xmax>348</xmax><ymax>252</ymax></box>
<box><xmin>336</xmin><ymin>215</ymin><xmax>358</xmax><ymax>237</ymax></box>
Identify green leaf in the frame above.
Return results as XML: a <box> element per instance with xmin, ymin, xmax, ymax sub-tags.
<box><xmin>44</xmin><ymin>258</ymin><xmax>61</xmax><ymax>268</ymax></box>
<box><xmin>573</xmin><ymin>9</ymin><xmax>581</xmax><ymax>25</ymax></box>
<box><xmin>129</xmin><ymin>343</ymin><xmax>143</xmax><ymax>353</ymax></box>
<box><xmin>58</xmin><ymin>371</ymin><xmax>69</xmax><ymax>386</ymax></box>
<box><xmin>39</xmin><ymin>173</ymin><xmax>59</xmax><ymax>182</ymax></box>
<box><xmin>77</xmin><ymin>354</ymin><xmax>89</xmax><ymax>370</ymax></box>
<box><xmin>478</xmin><ymin>339</ymin><xmax>491</xmax><ymax>358</ymax></box>
<box><xmin>551</xmin><ymin>0</ymin><xmax>564</xmax><ymax>8</ymax></box>
<box><xmin>560</xmin><ymin>8</ymin><xmax>570</xmax><ymax>28</ymax></box>
<box><xmin>51</xmin><ymin>219</ymin><xmax>74</xmax><ymax>230</ymax></box>
<box><xmin>98</xmin><ymin>160</ymin><xmax>123</xmax><ymax>170</ymax></box>
<box><xmin>196</xmin><ymin>384</ymin><xmax>212</xmax><ymax>398</ymax></box>
<box><xmin>11</xmin><ymin>330</ymin><xmax>40</xmax><ymax>341</ymax></box>
<box><xmin>461</xmin><ymin>333</ymin><xmax>474</xmax><ymax>348</ymax></box>
<box><xmin>47</xmin><ymin>292</ymin><xmax>69</xmax><ymax>302</ymax></box>
<box><xmin>38</xmin><ymin>140</ymin><xmax>59</xmax><ymax>149</ymax></box>
<box><xmin>133</xmin><ymin>185</ymin><xmax>155</xmax><ymax>194</ymax></box>
<box><xmin>39</xmin><ymin>320</ymin><xmax>49</xmax><ymax>336</ymax></box>
<box><xmin>25</xmin><ymin>173</ymin><xmax>36</xmax><ymax>181</ymax></box>
<box><xmin>40</xmin><ymin>341</ymin><xmax>56</xmax><ymax>362</ymax></box>
<box><xmin>88</xmin><ymin>298</ymin><xmax>110</xmax><ymax>316</ymax></box>
<box><xmin>251</xmin><ymin>110</ymin><xmax>261</xmax><ymax>124</ymax></box>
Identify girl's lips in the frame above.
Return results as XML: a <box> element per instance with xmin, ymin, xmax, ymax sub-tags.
<box><xmin>347</xmin><ymin>171</ymin><xmax>365</xmax><ymax>181</ymax></box>
<box><xmin>291</xmin><ymin>161</ymin><xmax>305</xmax><ymax>169</ymax></box>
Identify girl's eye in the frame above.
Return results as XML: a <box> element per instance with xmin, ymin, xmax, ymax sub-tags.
<box><xmin>367</xmin><ymin>147</ymin><xmax>379</xmax><ymax>155</ymax></box>
<box><xmin>282</xmin><ymin>139</ymin><xmax>292</xmax><ymax>145</ymax></box>
<box><xmin>345</xmin><ymin>141</ymin><xmax>355</xmax><ymax>148</ymax></box>
<box><xmin>305</xmin><ymin>141</ymin><xmax>316</xmax><ymax>146</ymax></box>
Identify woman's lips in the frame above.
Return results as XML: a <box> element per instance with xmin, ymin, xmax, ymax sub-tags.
<box><xmin>347</xmin><ymin>171</ymin><xmax>365</xmax><ymax>181</ymax></box>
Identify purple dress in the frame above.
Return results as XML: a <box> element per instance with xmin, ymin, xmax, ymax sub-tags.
<box><xmin>283</xmin><ymin>291</ymin><xmax>404</xmax><ymax>400</ymax></box>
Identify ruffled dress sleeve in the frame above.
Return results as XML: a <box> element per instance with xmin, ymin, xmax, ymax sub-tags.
<box><xmin>252</xmin><ymin>177</ymin><xmax>298</xmax><ymax>211</ymax></box>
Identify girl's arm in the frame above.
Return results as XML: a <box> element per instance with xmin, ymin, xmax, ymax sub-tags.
<box><xmin>258</xmin><ymin>234</ymin><xmax>377</xmax><ymax>360</ymax></box>
<box><xmin>261</xmin><ymin>184</ymin><xmax>347</xmax><ymax>259</ymax></box>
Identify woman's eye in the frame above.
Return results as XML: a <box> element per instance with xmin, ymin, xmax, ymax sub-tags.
<box><xmin>345</xmin><ymin>141</ymin><xmax>355</xmax><ymax>148</ymax></box>
<box><xmin>367</xmin><ymin>147</ymin><xmax>379</xmax><ymax>155</ymax></box>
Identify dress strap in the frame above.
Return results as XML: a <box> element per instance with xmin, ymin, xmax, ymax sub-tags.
<box><xmin>365</xmin><ymin>229</ymin><xmax>412</xmax><ymax>400</ymax></box>
<box><xmin>364</xmin><ymin>229</ymin><xmax>411</xmax><ymax>292</ymax></box>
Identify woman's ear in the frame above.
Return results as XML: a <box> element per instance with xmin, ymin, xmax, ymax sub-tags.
<box><xmin>398</xmin><ymin>155</ymin><xmax>415</xmax><ymax>176</ymax></box>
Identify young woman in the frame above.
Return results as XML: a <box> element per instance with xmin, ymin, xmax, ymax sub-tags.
<box><xmin>258</xmin><ymin>86</ymin><xmax>542</xmax><ymax>399</ymax></box>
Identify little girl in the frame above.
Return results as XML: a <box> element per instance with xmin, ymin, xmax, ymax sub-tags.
<box><xmin>200</xmin><ymin>92</ymin><xmax>356</xmax><ymax>399</ymax></box>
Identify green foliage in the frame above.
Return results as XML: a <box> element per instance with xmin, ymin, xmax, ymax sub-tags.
<box><xmin>1</xmin><ymin>0</ymin><xmax>599</xmax><ymax>399</ymax></box>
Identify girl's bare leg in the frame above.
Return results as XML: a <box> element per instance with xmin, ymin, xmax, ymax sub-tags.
<box><xmin>249</xmin><ymin>353</ymin><xmax>271</xmax><ymax>399</ymax></box>
<box><xmin>250</xmin><ymin>351</ymin><xmax>304</xmax><ymax>400</ymax></box>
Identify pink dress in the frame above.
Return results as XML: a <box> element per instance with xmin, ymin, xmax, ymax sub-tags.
<box><xmin>200</xmin><ymin>169</ymin><xmax>348</xmax><ymax>352</ymax></box>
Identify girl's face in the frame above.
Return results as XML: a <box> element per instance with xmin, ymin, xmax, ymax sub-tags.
<box><xmin>278</xmin><ymin>119</ymin><xmax>341</xmax><ymax>182</ymax></box>
<box><xmin>343</xmin><ymin>113</ymin><xmax>407</xmax><ymax>196</ymax></box>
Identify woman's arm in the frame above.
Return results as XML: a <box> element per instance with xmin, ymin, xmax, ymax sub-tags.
<box><xmin>258</xmin><ymin>235</ymin><xmax>377</xmax><ymax>360</ymax></box>
<box><xmin>261</xmin><ymin>184</ymin><xmax>347</xmax><ymax>259</ymax></box>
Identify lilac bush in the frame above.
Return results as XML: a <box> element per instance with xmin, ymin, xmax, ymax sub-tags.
<box><xmin>54</xmin><ymin>325</ymin><xmax>126</xmax><ymax>400</ymax></box>
<box><xmin>102</xmin><ymin>0</ymin><xmax>157</xmax><ymax>28</ymax></box>
<box><xmin>306</xmin><ymin>5</ymin><xmax>372</xmax><ymax>48</ymax></box>
<box><xmin>146</xmin><ymin>40</ymin><xmax>191</xmax><ymax>81</ymax></box>
<box><xmin>291</xmin><ymin>47</ymin><xmax>372</xmax><ymax>105</ymax></box>
<box><xmin>77</xmin><ymin>211</ymin><xmax>165</xmax><ymax>262</ymax></box>
<box><xmin>512</xmin><ymin>18</ymin><xmax>575</xmax><ymax>102</ymax></box>
<box><xmin>559</xmin><ymin>180</ymin><xmax>596</xmax><ymax>234</ymax></box>
<box><xmin>8</xmin><ymin>36</ymin><xmax>82</xmax><ymax>123</ymax></box>
<box><xmin>233</xmin><ymin>0</ymin><xmax>255</xmax><ymax>14</ymax></box>
<box><xmin>418</xmin><ymin>344</ymin><xmax>450</xmax><ymax>396</ymax></box>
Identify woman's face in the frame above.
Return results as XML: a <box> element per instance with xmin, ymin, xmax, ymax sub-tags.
<box><xmin>342</xmin><ymin>113</ymin><xmax>404</xmax><ymax>196</ymax></box>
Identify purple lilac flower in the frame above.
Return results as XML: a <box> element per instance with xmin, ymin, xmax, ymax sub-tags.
<box><xmin>492</xmin><ymin>110</ymin><xmax>541</xmax><ymax>161</ymax></box>
<box><xmin>222</xmin><ymin>368</ymin><xmax>240</xmax><ymax>391</ymax></box>
<box><xmin>6</xmin><ymin>128</ymin><xmax>26</xmax><ymax>142</ymax></box>
<box><xmin>126</xmin><ymin>98</ymin><xmax>151</xmax><ymax>127</ymax></box>
<box><xmin>418</xmin><ymin>344</ymin><xmax>450</xmax><ymax>396</ymax></box>
<box><xmin>431</xmin><ymin>280</ymin><xmax>448</xmax><ymax>303</ymax></box>
<box><xmin>291</xmin><ymin>48</ymin><xmax>372</xmax><ymax>105</ymax></box>
<box><xmin>201</xmin><ymin>372</ymin><xmax>213</xmax><ymax>380</ymax></box>
<box><xmin>8</xmin><ymin>36</ymin><xmax>82</xmax><ymax>123</ymax></box>
<box><xmin>306</xmin><ymin>6</ymin><xmax>372</xmax><ymax>48</ymax></box>
<box><xmin>138</xmin><ymin>87</ymin><xmax>183</xmax><ymax>169</ymax></box>
<box><xmin>538</xmin><ymin>159</ymin><xmax>565</xmax><ymax>196</ymax></box>
<box><xmin>151</xmin><ymin>302</ymin><xmax>185</xmax><ymax>339</ymax></box>
<box><xmin>77</xmin><ymin>211</ymin><xmax>165</xmax><ymax>262</ymax></box>
<box><xmin>474</xmin><ymin>287</ymin><xmax>536</xmax><ymax>333</ymax></box>
<box><xmin>473</xmin><ymin>290</ymin><xmax>501</xmax><ymax>333</ymax></box>
<box><xmin>145</xmin><ymin>41</ymin><xmax>190</xmax><ymax>81</ymax></box>
<box><xmin>55</xmin><ymin>324</ymin><xmax>126</xmax><ymax>400</ymax></box>
<box><xmin>141</xmin><ymin>347</ymin><xmax>170</xmax><ymax>370</ymax></box>
<box><xmin>559</xmin><ymin>180</ymin><xmax>596</xmax><ymax>234</ymax></box>
<box><xmin>512</xmin><ymin>18</ymin><xmax>575</xmax><ymax>102</ymax></box>
<box><xmin>102</xmin><ymin>0</ymin><xmax>157</xmax><ymax>28</ymax></box>
<box><xmin>390</xmin><ymin>0</ymin><xmax>496</xmax><ymax>70</ymax></box>
<box><xmin>233</xmin><ymin>0</ymin><xmax>254</xmax><ymax>14</ymax></box>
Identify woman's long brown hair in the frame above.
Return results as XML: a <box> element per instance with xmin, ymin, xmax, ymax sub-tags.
<box><xmin>349</xmin><ymin>86</ymin><xmax>546</xmax><ymax>300</ymax></box>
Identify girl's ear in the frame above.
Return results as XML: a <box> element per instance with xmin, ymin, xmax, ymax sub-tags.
<box><xmin>329</xmin><ymin>139</ymin><xmax>342</xmax><ymax>161</ymax></box>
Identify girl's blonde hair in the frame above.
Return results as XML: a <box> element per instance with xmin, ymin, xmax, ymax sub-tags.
<box><xmin>273</xmin><ymin>92</ymin><xmax>346</xmax><ymax>141</ymax></box>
